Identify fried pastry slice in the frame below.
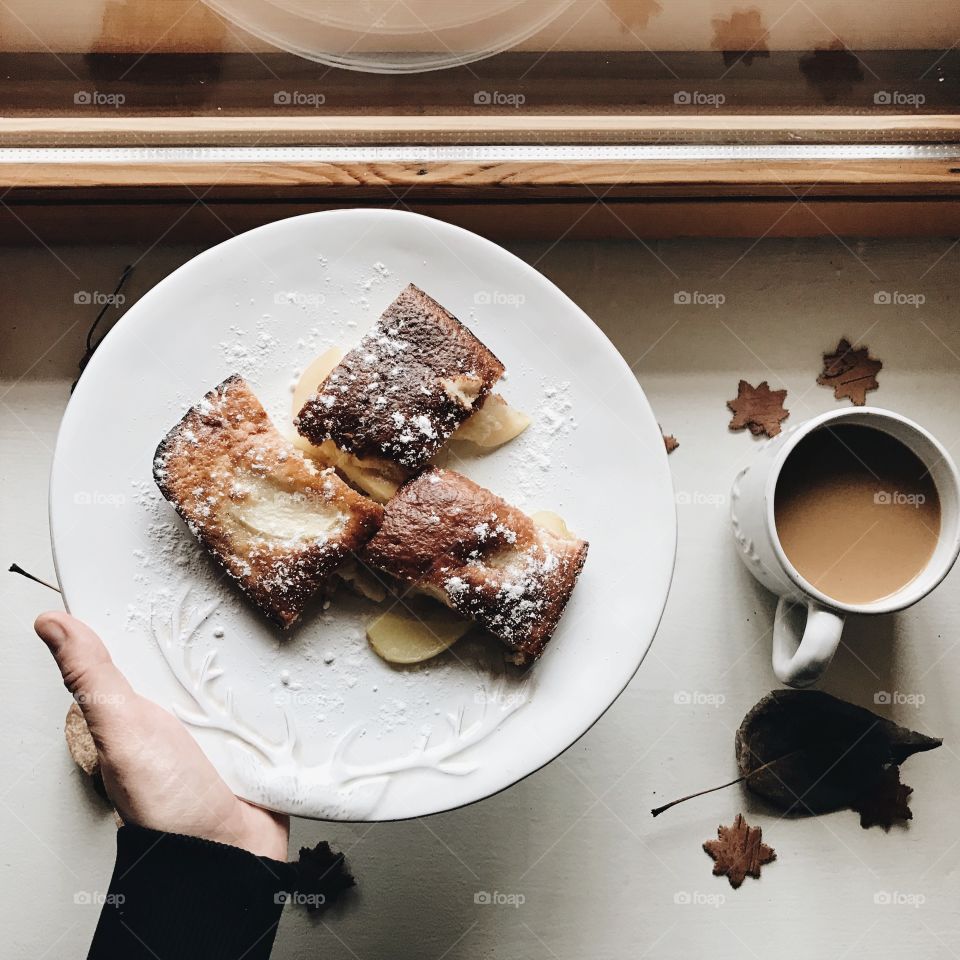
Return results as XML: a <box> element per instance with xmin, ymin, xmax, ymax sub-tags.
<box><xmin>363</xmin><ymin>468</ymin><xmax>588</xmax><ymax>665</ymax></box>
<box><xmin>295</xmin><ymin>283</ymin><xmax>505</xmax><ymax>476</ymax></box>
<box><xmin>153</xmin><ymin>375</ymin><xmax>384</xmax><ymax>628</ymax></box>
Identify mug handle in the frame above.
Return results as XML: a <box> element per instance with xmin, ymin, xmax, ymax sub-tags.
<box><xmin>772</xmin><ymin>597</ymin><xmax>845</xmax><ymax>688</ymax></box>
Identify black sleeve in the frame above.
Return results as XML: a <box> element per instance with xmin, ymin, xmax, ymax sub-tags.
<box><xmin>88</xmin><ymin>825</ymin><xmax>298</xmax><ymax>960</ymax></box>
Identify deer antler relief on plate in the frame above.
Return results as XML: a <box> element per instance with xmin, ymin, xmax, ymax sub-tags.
<box><xmin>153</xmin><ymin>586</ymin><xmax>531</xmax><ymax>818</ymax></box>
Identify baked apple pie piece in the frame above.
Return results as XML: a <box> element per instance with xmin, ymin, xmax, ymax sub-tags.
<box><xmin>363</xmin><ymin>467</ymin><xmax>588</xmax><ymax>665</ymax></box>
<box><xmin>154</xmin><ymin>375</ymin><xmax>384</xmax><ymax>628</ymax></box>
<box><xmin>294</xmin><ymin>283</ymin><xmax>519</xmax><ymax>500</ymax></box>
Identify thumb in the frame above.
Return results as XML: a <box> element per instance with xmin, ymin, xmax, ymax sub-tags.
<box><xmin>35</xmin><ymin>612</ymin><xmax>135</xmax><ymax>741</ymax></box>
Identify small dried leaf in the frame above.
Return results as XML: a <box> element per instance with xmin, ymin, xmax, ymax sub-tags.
<box><xmin>711</xmin><ymin>9</ymin><xmax>770</xmax><ymax>67</ymax></box>
<box><xmin>817</xmin><ymin>338</ymin><xmax>882</xmax><ymax>405</ymax></box>
<box><xmin>799</xmin><ymin>41</ymin><xmax>865</xmax><ymax>104</ymax></box>
<box><xmin>703</xmin><ymin>814</ymin><xmax>775</xmax><ymax>888</ymax></box>
<box><xmin>606</xmin><ymin>0</ymin><xmax>663</xmax><ymax>32</ymax></box>
<box><xmin>853</xmin><ymin>764</ymin><xmax>913</xmax><ymax>829</ymax></box>
<box><xmin>65</xmin><ymin>702</ymin><xmax>114</xmax><ymax>808</ymax></box>
<box><xmin>661</xmin><ymin>427</ymin><xmax>679</xmax><ymax>453</ymax></box>
<box><xmin>727</xmin><ymin>380</ymin><xmax>789</xmax><ymax>437</ymax></box>
<box><xmin>294</xmin><ymin>841</ymin><xmax>356</xmax><ymax>913</ymax></box>
<box><xmin>65</xmin><ymin>701</ymin><xmax>99</xmax><ymax>777</ymax></box>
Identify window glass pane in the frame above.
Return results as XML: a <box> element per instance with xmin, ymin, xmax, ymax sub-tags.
<box><xmin>1</xmin><ymin>0</ymin><xmax>956</xmax><ymax>144</ymax></box>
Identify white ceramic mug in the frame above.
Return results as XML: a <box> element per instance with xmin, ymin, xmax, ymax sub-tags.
<box><xmin>730</xmin><ymin>407</ymin><xmax>960</xmax><ymax>688</ymax></box>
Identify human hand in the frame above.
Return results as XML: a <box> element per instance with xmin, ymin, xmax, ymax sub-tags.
<box><xmin>35</xmin><ymin>611</ymin><xmax>289</xmax><ymax>860</ymax></box>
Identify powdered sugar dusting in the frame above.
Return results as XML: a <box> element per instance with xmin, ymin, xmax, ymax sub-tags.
<box><xmin>508</xmin><ymin>378</ymin><xmax>577</xmax><ymax>506</ymax></box>
<box><xmin>218</xmin><ymin>320</ymin><xmax>282</xmax><ymax>384</ymax></box>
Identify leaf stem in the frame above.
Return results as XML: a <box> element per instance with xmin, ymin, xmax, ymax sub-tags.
<box><xmin>651</xmin><ymin>749</ymin><xmax>811</xmax><ymax>817</ymax></box>
<box><xmin>8</xmin><ymin>563</ymin><xmax>61</xmax><ymax>594</ymax></box>
<box><xmin>651</xmin><ymin>776</ymin><xmax>745</xmax><ymax>817</ymax></box>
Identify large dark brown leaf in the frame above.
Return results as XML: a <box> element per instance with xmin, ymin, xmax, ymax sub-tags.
<box><xmin>736</xmin><ymin>691</ymin><xmax>941</xmax><ymax>814</ymax></box>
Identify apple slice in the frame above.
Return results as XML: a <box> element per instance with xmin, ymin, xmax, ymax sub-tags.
<box><xmin>291</xmin><ymin>348</ymin><xmax>403</xmax><ymax>502</ymax></box>
<box><xmin>337</xmin><ymin>556</ymin><xmax>388</xmax><ymax>603</ymax></box>
<box><xmin>291</xmin><ymin>346</ymin><xmax>343</xmax><ymax>423</ymax></box>
<box><xmin>367</xmin><ymin>598</ymin><xmax>472</xmax><ymax>664</ymax></box>
<box><xmin>530</xmin><ymin>510</ymin><xmax>576</xmax><ymax>540</ymax></box>
<box><xmin>454</xmin><ymin>393</ymin><xmax>531</xmax><ymax>448</ymax></box>
<box><xmin>230</xmin><ymin>476</ymin><xmax>345</xmax><ymax>542</ymax></box>
<box><xmin>292</xmin><ymin>435</ymin><xmax>402</xmax><ymax>503</ymax></box>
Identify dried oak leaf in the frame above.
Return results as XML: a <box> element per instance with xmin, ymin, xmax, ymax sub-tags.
<box><xmin>703</xmin><ymin>814</ymin><xmax>775</xmax><ymax>888</ymax></box>
<box><xmin>727</xmin><ymin>380</ymin><xmax>789</xmax><ymax>437</ymax></box>
<box><xmin>852</xmin><ymin>764</ymin><xmax>913</xmax><ymax>829</ymax></box>
<box><xmin>605</xmin><ymin>0</ymin><xmax>663</xmax><ymax>32</ymax></box>
<box><xmin>736</xmin><ymin>691</ymin><xmax>940</xmax><ymax>815</ymax></box>
<box><xmin>817</xmin><ymin>338</ymin><xmax>882</xmax><ymax>405</ymax></box>
<box><xmin>799</xmin><ymin>40</ymin><xmax>864</xmax><ymax>104</ymax></box>
<box><xmin>711</xmin><ymin>9</ymin><xmax>770</xmax><ymax>67</ymax></box>
<box><xmin>294</xmin><ymin>840</ymin><xmax>356</xmax><ymax>913</ymax></box>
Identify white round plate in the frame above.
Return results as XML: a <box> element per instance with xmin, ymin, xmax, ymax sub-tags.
<box><xmin>50</xmin><ymin>209</ymin><xmax>676</xmax><ymax>821</ymax></box>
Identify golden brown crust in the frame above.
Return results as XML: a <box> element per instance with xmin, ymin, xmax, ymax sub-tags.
<box><xmin>295</xmin><ymin>283</ymin><xmax>504</xmax><ymax>472</ymax></box>
<box><xmin>153</xmin><ymin>375</ymin><xmax>384</xmax><ymax>628</ymax></box>
<box><xmin>363</xmin><ymin>468</ymin><xmax>588</xmax><ymax>664</ymax></box>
